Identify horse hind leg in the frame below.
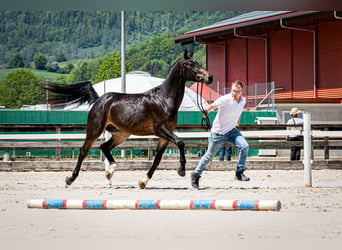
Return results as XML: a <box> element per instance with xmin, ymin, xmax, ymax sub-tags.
<box><xmin>101</xmin><ymin>134</ymin><xmax>118</xmax><ymax>186</ymax></box>
<box><xmin>100</xmin><ymin>131</ymin><xmax>115</xmax><ymax>185</ymax></box>
<box><xmin>100</xmin><ymin>130</ymin><xmax>129</xmax><ymax>186</ymax></box>
<box><xmin>65</xmin><ymin>136</ymin><xmax>98</xmax><ymax>186</ymax></box>
<box><xmin>66</xmin><ymin>119</ymin><xmax>105</xmax><ymax>186</ymax></box>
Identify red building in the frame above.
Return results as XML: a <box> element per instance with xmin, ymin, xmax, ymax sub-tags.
<box><xmin>174</xmin><ymin>11</ymin><xmax>342</xmax><ymax>106</ymax></box>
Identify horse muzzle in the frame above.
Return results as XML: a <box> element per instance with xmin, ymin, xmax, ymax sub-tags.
<box><xmin>196</xmin><ymin>72</ymin><xmax>213</xmax><ymax>84</ymax></box>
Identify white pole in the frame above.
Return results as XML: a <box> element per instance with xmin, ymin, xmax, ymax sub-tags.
<box><xmin>121</xmin><ymin>10</ymin><xmax>126</xmax><ymax>158</ymax></box>
<box><xmin>303</xmin><ymin>112</ymin><xmax>312</xmax><ymax>187</ymax></box>
<box><xmin>121</xmin><ymin>10</ymin><xmax>126</xmax><ymax>93</ymax></box>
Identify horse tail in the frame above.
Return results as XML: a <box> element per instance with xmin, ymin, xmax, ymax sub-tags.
<box><xmin>43</xmin><ymin>81</ymin><xmax>99</xmax><ymax>107</ymax></box>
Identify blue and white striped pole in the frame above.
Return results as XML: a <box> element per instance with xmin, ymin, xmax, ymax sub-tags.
<box><xmin>27</xmin><ymin>199</ymin><xmax>281</xmax><ymax>211</ymax></box>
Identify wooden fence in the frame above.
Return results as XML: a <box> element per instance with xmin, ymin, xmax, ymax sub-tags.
<box><xmin>0</xmin><ymin>124</ymin><xmax>341</xmax><ymax>160</ymax></box>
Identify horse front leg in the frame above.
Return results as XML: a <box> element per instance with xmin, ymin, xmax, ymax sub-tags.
<box><xmin>139</xmin><ymin>138</ymin><xmax>169</xmax><ymax>189</ymax></box>
<box><xmin>176</xmin><ymin>139</ymin><xmax>186</xmax><ymax>177</ymax></box>
<box><xmin>158</xmin><ymin>127</ymin><xmax>186</xmax><ymax>177</ymax></box>
<box><xmin>163</xmin><ymin>127</ymin><xmax>186</xmax><ymax>177</ymax></box>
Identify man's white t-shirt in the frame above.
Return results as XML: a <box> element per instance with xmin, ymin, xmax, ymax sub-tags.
<box><xmin>287</xmin><ymin>117</ymin><xmax>303</xmax><ymax>138</ymax></box>
<box><xmin>211</xmin><ymin>93</ymin><xmax>246</xmax><ymax>134</ymax></box>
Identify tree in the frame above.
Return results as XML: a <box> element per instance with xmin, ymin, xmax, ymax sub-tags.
<box><xmin>46</xmin><ymin>62</ymin><xmax>59</xmax><ymax>72</ymax></box>
<box><xmin>141</xmin><ymin>59</ymin><xmax>168</xmax><ymax>78</ymax></box>
<box><xmin>7</xmin><ymin>53</ymin><xmax>25</xmax><ymax>69</ymax></box>
<box><xmin>126</xmin><ymin>33</ymin><xmax>180</xmax><ymax>77</ymax></box>
<box><xmin>54</xmin><ymin>49</ymin><xmax>67</xmax><ymax>62</ymax></box>
<box><xmin>53</xmin><ymin>74</ymin><xmax>68</xmax><ymax>83</ymax></box>
<box><xmin>67</xmin><ymin>62</ymin><xmax>94</xmax><ymax>83</ymax></box>
<box><xmin>0</xmin><ymin>11</ymin><xmax>242</xmax><ymax>65</ymax></box>
<box><xmin>64</xmin><ymin>63</ymin><xmax>74</xmax><ymax>73</ymax></box>
<box><xmin>57</xmin><ymin>63</ymin><xmax>74</xmax><ymax>74</ymax></box>
<box><xmin>34</xmin><ymin>54</ymin><xmax>47</xmax><ymax>70</ymax></box>
<box><xmin>94</xmin><ymin>51</ymin><xmax>131</xmax><ymax>82</ymax></box>
<box><xmin>0</xmin><ymin>69</ymin><xmax>43</xmax><ymax>109</ymax></box>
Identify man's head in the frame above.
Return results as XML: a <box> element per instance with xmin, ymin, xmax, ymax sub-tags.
<box><xmin>231</xmin><ymin>80</ymin><xmax>243</xmax><ymax>99</ymax></box>
<box><xmin>290</xmin><ymin>107</ymin><xmax>300</xmax><ymax>117</ymax></box>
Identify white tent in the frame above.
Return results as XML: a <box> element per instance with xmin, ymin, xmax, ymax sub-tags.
<box><xmin>66</xmin><ymin>71</ymin><xmax>208</xmax><ymax>111</ymax></box>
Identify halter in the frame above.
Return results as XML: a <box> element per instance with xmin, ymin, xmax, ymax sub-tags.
<box><xmin>182</xmin><ymin>59</ymin><xmax>198</xmax><ymax>77</ymax></box>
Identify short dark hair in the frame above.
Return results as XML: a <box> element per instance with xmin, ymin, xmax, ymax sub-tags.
<box><xmin>232</xmin><ymin>80</ymin><xmax>243</xmax><ymax>89</ymax></box>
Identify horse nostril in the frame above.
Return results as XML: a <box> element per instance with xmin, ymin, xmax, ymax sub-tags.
<box><xmin>208</xmin><ymin>75</ymin><xmax>213</xmax><ymax>83</ymax></box>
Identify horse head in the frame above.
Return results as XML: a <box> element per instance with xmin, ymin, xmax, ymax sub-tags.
<box><xmin>181</xmin><ymin>49</ymin><xmax>213</xmax><ymax>85</ymax></box>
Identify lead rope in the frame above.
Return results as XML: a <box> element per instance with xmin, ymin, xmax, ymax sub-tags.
<box><xmin>196</xmin><ymin>82</ymin><xmax>211</xmax><ymax>131</ymax></box>
<box><xmin>181</xmin><ymin>60</ymin><xmax>211</xmax><ymax>130</ymax></box>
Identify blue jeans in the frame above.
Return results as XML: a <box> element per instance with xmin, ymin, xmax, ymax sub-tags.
<box><xmin>194</xmin><ymin>128</ymin><xmax>249</xmax><ymax>175</ymax></box>
<box><xmin>219</xmin><ymin>146</ymin><xmax>231</xmax><ymax>161</ymax></box>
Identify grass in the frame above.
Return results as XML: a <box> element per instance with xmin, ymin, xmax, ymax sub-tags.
<box><xmin>0</xmin><ymin>68</ymin><xmax>69</xmax><ymax>82</ymax></box>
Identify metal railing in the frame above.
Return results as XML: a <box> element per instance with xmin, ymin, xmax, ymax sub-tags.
<box><xmin>214</xmin><ymin>82</ymin><xmax>281</xmax><ymax>110</ymax></box>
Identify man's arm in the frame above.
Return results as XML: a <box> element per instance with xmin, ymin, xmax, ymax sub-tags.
<box><xmin>202</xmin><ymin>103</ymin><xmax>218</xmax><ymax>117</ymax></box>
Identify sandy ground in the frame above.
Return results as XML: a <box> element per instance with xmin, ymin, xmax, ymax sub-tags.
<box><xmin>0</xmin><ymin>169</ymin><xmax>341</xmax><ymax>246</ymax></box>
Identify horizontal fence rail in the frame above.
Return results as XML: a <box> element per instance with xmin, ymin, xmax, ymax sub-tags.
<box><xmin>1</xmin><ymin>124</ymin><xmax>341</xmax><ymax>160</ymax></box>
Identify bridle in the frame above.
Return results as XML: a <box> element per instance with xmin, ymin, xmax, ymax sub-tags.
<box><xmin>181</xmin><ymin>58</ymin><xmax>206</xmax><ymax>82</ymax></box>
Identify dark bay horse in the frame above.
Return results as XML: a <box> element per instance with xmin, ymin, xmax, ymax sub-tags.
<box><xmin>45</xmin><ymin>50</ymin><xmax>213</xmax><ymax>188</ymax></box>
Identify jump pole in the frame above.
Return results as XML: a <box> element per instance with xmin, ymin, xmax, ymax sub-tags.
<box><xmin>27</xmin><ymin>199</ymin><xmax>281</xmax><ymax>211</ymax></box>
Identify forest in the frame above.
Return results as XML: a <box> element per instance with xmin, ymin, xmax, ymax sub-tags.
<box><xmin>0</xmin><ymin>11</ymin><xmax>244</xmax><ymax>108</ymax></box>
<box><xmin>0</xmin><ymin>11</ymin><xmax>243</xmax><ymax>66</ymax></box>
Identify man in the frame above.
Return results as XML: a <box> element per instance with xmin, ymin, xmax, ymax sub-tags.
<box><xmin>219</xmin><ymin>145</ymin><xmax>231</xmax><ymax>161</ymax></box>
<box><xmin>286</xmin><ymin>107</ymin><xmax>303</xmax><ymax>161</ymax></box>
<box><xmin>191</xmin><ymin>80</ymin><xmax>249</xmax><ymax>189</ymax></box>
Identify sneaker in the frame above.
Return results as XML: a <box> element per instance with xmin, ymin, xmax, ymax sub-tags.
<box><xmin>191</xmin><ymin>172</ymin><xmax>201</xmax><ymax>189</ymax></box>
<box><xmin>235</xmin><ymin>170</ymin><xmax>250</xmax><ymax>181</ymax></box>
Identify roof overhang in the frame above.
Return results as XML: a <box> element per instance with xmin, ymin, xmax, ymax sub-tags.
<box><xmin>174</xmin><ymin>11</ymin><xmax>330</xmax><ymax>45</ymax></box>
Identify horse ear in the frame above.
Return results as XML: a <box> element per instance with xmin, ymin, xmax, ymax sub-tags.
<box><xmin>184</xmin><ymin>49</ymin><xmax>188</xmax><ymax>58</ymax></box>
<box><xmin>189</xmin><ymin>51</ymin><xmax>194</xmax><ymax>58</ymax></box>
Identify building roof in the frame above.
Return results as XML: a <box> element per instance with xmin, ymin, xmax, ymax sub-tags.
<box><xmin>189</xmin><ymin>82</ymin><xmax>220</xmax><ymax>103</ymax></box>
<box><xmin>174</xmin><ymin>11</ymin><xmax>318</xmax><ymax>44</ymax></box>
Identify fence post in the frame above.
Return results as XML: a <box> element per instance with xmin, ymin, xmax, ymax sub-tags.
<box><xmin>324</xmin><ymin>127</ymin><xmax>329</xmax><ymax>160</ymax></box>
<box><xmin>303</xmin><ymin>112</ymin><xmax>312</xmax><ymax>187</ymax></box>
<box><xmin>56</xmin><ymin>126</ymin><xmax>61</xmax><ymax>161</ymax></box>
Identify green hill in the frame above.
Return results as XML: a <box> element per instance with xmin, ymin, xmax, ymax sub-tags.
<box><xmin>0</xmin><ymin>11</ymin><xmax>244</xmax><ymax>66</ymax></box>
<box><xmin>0</xmin><ymin>68</ymin><xmax>67</xmax><ymax>82</ymax></box>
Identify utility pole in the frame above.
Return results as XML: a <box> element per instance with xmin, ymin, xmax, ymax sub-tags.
<box><xmin>121</xmin><ymin>10</ymin><xmax>126</xmax><ymax>93</ymax></box>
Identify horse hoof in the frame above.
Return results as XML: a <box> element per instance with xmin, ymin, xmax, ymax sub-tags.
<box><xmin>65</xmin><ymin>176</ymin><xmax>73</xmax><ymax>186</ymax></box>
<box><xmin>177</xmin><ymin>168</ymin><xmax>186</xmax><ymax>177</ymax></box>
<box><xmin>139</xmin><ymin>180</ymin><xmax>146</xmax><ymax>189</ymax></box>
<box><xmin>139</xmin><ymin>177</ymin><xmax>150</xmax><ymax>189</ymax></box>
<box><xmin>105</xmin><ymin>163</ymin><xmax>117</xmax><ymax>180</ymax></box>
